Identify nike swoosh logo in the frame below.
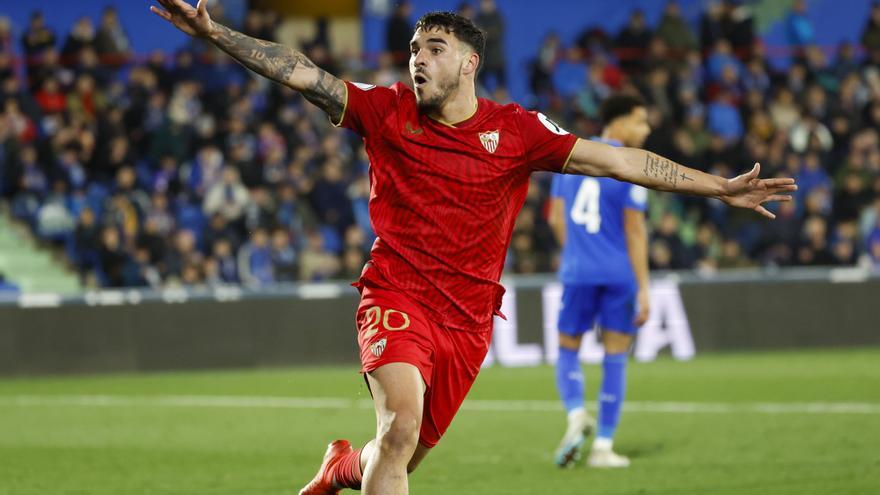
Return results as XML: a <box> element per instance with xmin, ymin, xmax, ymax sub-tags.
<box><xmin>406</xmin><ymin>121</ymin><xmax>424</xmax><ymax>135</ymax></box>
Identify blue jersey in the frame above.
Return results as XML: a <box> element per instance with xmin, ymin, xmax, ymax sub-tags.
<box><xmin>551</xmin><ymin>138</ymin><xmax>648</xmax><ymax>285</ymax></box>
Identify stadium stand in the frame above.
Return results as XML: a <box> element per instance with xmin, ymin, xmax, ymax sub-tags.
<box><xmin>0</xmin><ymin>1</ymin><xmax>878</xmax><ymax>290</ymax></box>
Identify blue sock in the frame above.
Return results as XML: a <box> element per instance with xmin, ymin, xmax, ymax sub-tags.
<box><xmin>556</xmin><ymin>346</ymin><xmax>584</xmax><ymax>413</ymax></box>
<box><xmin>597</xmin><ymin>352</ymin><xmax>628</xmax><ymax>440</ymax></box>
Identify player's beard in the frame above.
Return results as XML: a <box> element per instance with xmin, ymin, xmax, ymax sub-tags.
<box><xmin>416</xmin><ymin>75</ymin><xmax>460</xmax><ymax>114</ymax></box>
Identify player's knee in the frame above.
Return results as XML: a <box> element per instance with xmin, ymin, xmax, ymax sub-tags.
<box><xmin>559</xmin><ymin>333</ymin><xmax>582</xmax><ymax>350</ymax></box>
<box><xmin>376</xmin><ymin>412</ymin><xmax>420</xmax><ymax>458</ymax></box>
<box><xmin>602</xmin><ymin>331</ymin><xmax>633</xmax><ymax>354</ymax></box>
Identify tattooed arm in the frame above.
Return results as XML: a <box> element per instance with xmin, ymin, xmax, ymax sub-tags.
<box><xmin>208</xmin><ymin>23</ymin><xmax>344</xmax><ymax>121</ymax></box>
<box><xmin>150</xmin><ymin>0</ymin><xmax>345</xmax><ymax>122</ymax></box>
<box><xmin>564</xmin><ymin>138</ymin><xmax>797</xmax><ymax>219</ymax></box>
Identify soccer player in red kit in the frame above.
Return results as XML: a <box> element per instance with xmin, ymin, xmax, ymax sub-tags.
<box><xmin>150</xmin><ymin>2</ymin><xmax>797</xmax><ymax>493</ymax></box>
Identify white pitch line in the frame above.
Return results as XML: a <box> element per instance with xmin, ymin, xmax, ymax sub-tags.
<box><xmin>1</xmin><ymin>395</ymin><xmax>879</xmax><ymax>415</ymax></box>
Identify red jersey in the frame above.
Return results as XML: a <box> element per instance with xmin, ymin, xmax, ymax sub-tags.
<box><xmin>338</xmin><ymin>81</ymin><xmax>577</xmax><ymax>332</ymax></box>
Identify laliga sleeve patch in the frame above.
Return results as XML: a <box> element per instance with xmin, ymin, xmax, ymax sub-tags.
<box><xmin>538</xmin><ymin>112</ymin><xmax>569</xmax><ymax>135</ymax></box>
<box><xmin>352</xmin><ymin>82</ymin><xmax>376</xmax><ymax>91</ymax></box>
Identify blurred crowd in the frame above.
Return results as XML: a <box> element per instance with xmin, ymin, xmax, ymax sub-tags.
<box><xmin>0</xmin><ymin>1</ymin><xmax>879</xmax><ymax>290</ymax></box>
<box><xmin>521</xmin><ymin>0</ymin><xmax>880</xmax><ymax>273</ymax></box>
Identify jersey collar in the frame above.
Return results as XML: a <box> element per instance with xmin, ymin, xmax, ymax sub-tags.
<box><xmin>426</xmin><ymin>99</ymin><xmax>482</xmax><ymax>129</ymax></box>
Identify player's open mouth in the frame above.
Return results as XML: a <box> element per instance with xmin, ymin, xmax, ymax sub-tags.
<box><xmin>414</xmin><ymin>74</ymin><xmax>428</xmax><ymax>87</ymax></box>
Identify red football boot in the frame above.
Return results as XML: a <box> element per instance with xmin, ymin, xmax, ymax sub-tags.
<box><xmin>298</xmin><ymin>440</ymin><xmax>353</xmax><ymax>495</ymax></box>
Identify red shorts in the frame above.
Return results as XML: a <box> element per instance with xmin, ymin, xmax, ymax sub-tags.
<box><xmin>355</xmin><ymin>278</ymin><xmax>492</xmax><ymax>448</ymax></box>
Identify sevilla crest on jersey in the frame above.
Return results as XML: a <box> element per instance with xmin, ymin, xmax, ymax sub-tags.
<box><xmin>479</xmin><ymin>130</ymin><xmax>500</xmax><ymax>153</ymax></box>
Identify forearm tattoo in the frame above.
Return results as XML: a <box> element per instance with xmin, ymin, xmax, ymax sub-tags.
<box><xmin>643</xmin><ymin>153</ymin><xmax>694</xmax><ymax>188</ymax></box>
<box><xmin>211</xmin><ymin>23</ymin><xmax>344</xmax><ymax>122</ymax></box>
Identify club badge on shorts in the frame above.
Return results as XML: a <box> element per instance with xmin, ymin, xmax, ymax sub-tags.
<box><xmin>370</xmin><ymin>338</ymin><xmax>387</xmax><ymax>358</ymax></box>
<box><xmin>479</xmin><ymin>130</ymin><xmax>500</xmax><ymax>153</ymax></box>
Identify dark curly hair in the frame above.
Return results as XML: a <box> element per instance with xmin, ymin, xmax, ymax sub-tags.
<box><xmin>600</xmin><ymin>93</ymin><xmax>647</xmax><ymax>126</ymax></box>
<box><xmin>414</xmin><ymin>11</ymin><xmax>486</xmax><ymax>70</ymax></box>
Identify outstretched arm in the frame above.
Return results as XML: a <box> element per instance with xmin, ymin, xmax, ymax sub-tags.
<box><xmin>563</xmin><ymin>139</ymin><xmax>797</xmax><ymax>219</ymax></box>
<box><xmin>150</xmin><ymin>0</ymin><xmax>345</xmax><ymax>122</ymax></box>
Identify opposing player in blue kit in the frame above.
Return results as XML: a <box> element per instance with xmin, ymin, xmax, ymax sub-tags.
<box><xmin>549</xmin><ymin>94</ymin><xmax>652</xmax><ymax>468</ymax></box>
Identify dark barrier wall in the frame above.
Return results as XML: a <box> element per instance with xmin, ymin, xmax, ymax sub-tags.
<box><xmin>0</xmin><ymin>295</ymin><xmax>361</xmax><ymax>376</ymax></box>
<box><xmin>679</xmin><ymin>280</ymin><xmax>880</xmax><ymax>351</ymax></box>
<box><xmin>1</xmin><ymin>276</ymin><xmax>879</xmax><ymax>376</ymax></box>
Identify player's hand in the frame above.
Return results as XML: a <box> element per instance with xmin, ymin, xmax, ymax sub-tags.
<box><xmin>150</xmin><ymin>0</ymin><xmax>215</xmax><ymax>39</ymax></box>
<box><xmin>719</xmin><ymin>163</ymin><xmax>797</xmax><ymax>219</ymax></box>
<box><xmin>633</xmin><ymin>287</ymin><xmax>650</xmax><ymax>327</ymax></box>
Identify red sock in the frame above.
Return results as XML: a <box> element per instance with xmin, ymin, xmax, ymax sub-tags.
<box><xmin>332</xmin><ymin>448</ymin><xmax>363</xmax><ymax>490</ymax></box>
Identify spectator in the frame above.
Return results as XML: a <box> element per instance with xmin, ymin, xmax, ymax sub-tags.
<box><xmin>551</xmin><ymin>47</ymin><xmax>587</xmax><ymax>99</ymax></box>
<box><xmin>717</xmin><ymin>238</ymin><xmax>755</xmax><ymax>269</ymax></box>
<box><xmin>832</xmin><ymin>42</ymin><xmax>860</xmax><ymax>80</ymax></box>
<box><xmin>2</xmin><ymin>99</ymin><xmax>37</xmax><ymax>144</ymax></box>
<box><xmin>700</xmin><ymin>1</ymin><xmax>725</xmax><ymax>49</ymax></box>
<box><xmin>742</xmin><ymin>57</ymin><xmax>770</xmax><ymax>94</ymax></box>
<box><xmin>386</xmin><ymin>1</ymin><xmax>412</xmax><ymax>70</ymax></box>
<box><xmin>768</xmin><ymin>87</ymin><xmax>801</xmax><ymax>132</ymax></box>
<box><xmin>244</xmin><ymin>186</ymin><xmax>276</xmax><ymax>232</ymax></box>
<box><xmin>656</xmin><ymin>1</ymin><xmax>697</xmax><ymax>52</ymax></box>
<box><xmin>270</xmin><ymin>228</ymin><xmax>298</xmax><ymax>282</ymax></box>
<box><xmin>54</xmin><ymin>146</ymin><xmax>88</xmax><ymax>191</ymax></box>
<box><xmin>786</xmin><ymin>0</ymin><xmax>815</xmax><ymax>50</ymax></box>
<box><xmin>62</xmin><ymin>17</ymin><xmax>96</xmax><ymax>63</ymax></box>
<box><xmin>238</xmin><ymin>228</ymin><xmax>273</xmax><ymax>286</ymax></box>
<box><xmin>530</xmin><ymin>32</ymin><xmax>561</xmax><ymax>100</ymax></box>
<box><xmin>798</xmin><ymin>216</ymin><xmax>835</xmax><ymax>265</ymax></box>
<box><xmin>707</xmin><ymin>90</ymin><xmax>744</xmax><ymax>143</ymax></box>
<box><xmin>0</xmin><ymin>17</ymin><xmax>13</xmax><ymax>58</ymax></box>
<box><xmin>164</xmin><ymin>229</ymin><xmax>201</xmax><ymax>280</ymax></box>
<box><xmin>72</xmin><ymin>207</ymin><xmax>100</xmax><ymax>278</ymax></box>
<box><xmin>144</xmin><ymin>192</ymin><xmax>175</xmax><ymax>237</ymax></box>
<box><xmin>36</xmin><ymin>184</ymin><xmax>75</xmax><ymax>241</ymax></box>
<box><xmin>179</xmin><ymin>261</ymin><xmax>204</xmax><ymax>287</ymax></box>
<box><xmin>457</xmin><ymin>2</ymin><xmax>475</xmax><ymax>20</ymax></box>
<box><xmin>795</xmin><ymin>153</ymin><xmax>832</xmax><ymax>199</ymax></box>
<box><xmin>98</xmin><ymin>227</ymin><xmax>127</xmax><ymax>287</ymax></box>
<box><xmin>299</xmin><ymin>230</ymin><xmax>340</xmax><ymax>281</ymax></box>
<box><xmin>66</xmin><ymin>74</ymin><xmax>104</xmax><ymax>122</ymax></box>
<box><xmin>10</xmin><ymin>146</ymin><xmax>48</xmax><ymax>217</ymax></box>
<box><xmin>690</xmin><ymin>222</ymin><xmax>720</xmax><ymax>269</ymax></box>
<box><xmin>21</xmin><ymin>12</ymin><xmax>56</xmax><ymax>60</ymax></box>
<box><xmin>790</xmin><ymin>115</ymin><xmax>833</xmax><ymax>153</ymax></box>
<box><xmin>276</xmin><ymin>183</ymin><xmax>315</xmax><ymax>238</ymax></box>
<box><xmin>95</xmin><ymin>7</ymin><xmax>131</xmax><ymax>66</ymax></box>
<box><xmin>310</xmin><ymin>158</ymin><xmax>354</xmax><ymax>235</ymax></box>
<box><xmin>615</xmin><ymin>9</ymin><xmax>652</xmax><ymax>72</ymax></box>
<box><xmin>122</xmin><ymin>247</ymin><xmax>159</xmax><ymax>288</ymax></box>
<box><xmin>862</xmin><ymin>3</ymin><xmax>880</xmax><ymax>53</ymax></box>
<box><xmin>204</xmin><ymin>166</ymin><xmax>249</xmax><ymax>224</ymax></box>
<box><xmin>136</xmin><ymin>217</ymin><xmax>167</xmax><ymax>266</ymax></box>
<box><xmin>210</xmin><ymin>238</ymin><xmax>239</xmax><ymax>284</ymax></box>
<box><xmin>706</xmin><ymin>39</ymin><xmax>741</xmax><ymax>83</ymax></box>
<box><xmin>341</xmin><ymin>246</ymin><xmax>367</xmax><ymax>280</ymax></box>
<box><xmin>651</xmin><ymin>213</ymin><xmax>692</xmax><ymax>269</ymax></box>
<box><xmin>475</xmin><ymin>0</ymin><xmax>507</xmax><ymax>90</ymax></box>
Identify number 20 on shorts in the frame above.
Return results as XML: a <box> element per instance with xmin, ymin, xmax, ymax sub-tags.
<box><xmin>362</xmin><ymin>306</ymin><xmax>411</xmax><ymax>340</ymax></box>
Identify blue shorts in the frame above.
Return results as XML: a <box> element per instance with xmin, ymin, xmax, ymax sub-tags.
<box><xmin>557</xmin><ymin>282</ymin><xmax>638</xmax><ymax>336</ymax></box>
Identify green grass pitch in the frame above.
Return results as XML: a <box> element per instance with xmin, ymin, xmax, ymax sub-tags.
<box><xmin>1</xmin><ymin>348</ymin><xmax>879</xmax><ymax>494</ymax></box>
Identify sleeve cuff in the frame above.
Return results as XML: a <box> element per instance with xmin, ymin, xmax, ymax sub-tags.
<box><xmin>329</xmin><ymin>81</ymin><xmax>350</xmax><ymax>128</ymax></box>
<box><xmin>559</xmin><ymin>137</ymin><xmax>579</xmax><ymax>174</ymax></box>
